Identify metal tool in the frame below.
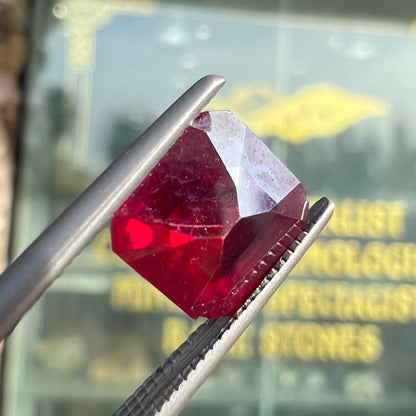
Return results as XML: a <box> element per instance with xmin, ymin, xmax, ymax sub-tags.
<box><xmin>0</xmin><ymin>75</ymin><xmax>225</xmax><ymax>340</ymax></box>
<box><xmin>0</xmin><ymin>74</ymin><xmax>334</xmax><ymax>415</ymax></box>
<box><xmin>113</xmin><ymin>197</ymin><xmax>334</xmax><ymax>416</ymax></box>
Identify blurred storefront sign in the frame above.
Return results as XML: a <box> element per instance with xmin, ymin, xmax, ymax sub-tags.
<box><xmin>3</xmin><ymin>1</ymin><xmax>416</xmax><ymax>415</ymax></box>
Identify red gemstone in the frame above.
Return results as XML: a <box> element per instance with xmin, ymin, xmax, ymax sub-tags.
<box><xmin>111</xmin><ymin>111</ymin><xmax>308</xmax><ymax>319</ymax></box>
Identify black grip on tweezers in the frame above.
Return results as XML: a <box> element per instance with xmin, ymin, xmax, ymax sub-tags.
<box><xmin>113</xmin><ymin>197</ymin><xmax>330</xmax><ymax>416</ymax></box>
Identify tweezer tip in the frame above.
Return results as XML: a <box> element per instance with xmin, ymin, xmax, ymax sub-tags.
<box><xmin>198</xmin><ymin>74</ymin><xmax>226</xmax><ymax>90</ymax></box>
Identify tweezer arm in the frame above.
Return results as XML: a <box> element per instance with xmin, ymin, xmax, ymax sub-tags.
<box><xmin>0</xmin><ymin>75</ymin><xmax>225</xmax><ymax>340</ymax></box>
<box><xmin>114</xmin><ymin>197</ymin><xmax>335</xmax><ymax>416</ymax></box>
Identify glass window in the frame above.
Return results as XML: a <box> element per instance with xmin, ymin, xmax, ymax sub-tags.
<box><xmin>3</xmin><ymin>1</ymin><xmax>416</xmax><ymax>415</ymax></box>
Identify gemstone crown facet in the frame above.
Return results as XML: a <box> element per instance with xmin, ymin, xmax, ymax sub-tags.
<box><xmin>111</xmin><ymin>111</ymin><xmax>308</xmax><ymax>318</ymax></box>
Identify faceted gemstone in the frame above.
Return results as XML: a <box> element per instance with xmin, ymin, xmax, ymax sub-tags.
<box><xmin>111</xmin><ymin>111</ymin><xmax>308</xmax><ymax>319</ymax></box>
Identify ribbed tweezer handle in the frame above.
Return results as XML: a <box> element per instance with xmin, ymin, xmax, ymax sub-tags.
<box><xmin>114</xmin><ymin>315</ymin><xmax>230</xmax><ymax>416</ymax></box>
<box><xmin>113</xmin><ymin>198</ymin><xmax>332</xmax><ymax>416</ymax></box>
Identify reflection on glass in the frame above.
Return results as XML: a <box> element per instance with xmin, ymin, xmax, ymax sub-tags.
<box><xmin>3</xmin><ymin>0</ymin><xmax>416</xmax><ymax>415</ymax></box>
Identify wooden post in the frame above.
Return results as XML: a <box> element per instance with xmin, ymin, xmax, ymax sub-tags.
<box><xmin>0</xmin><ymin>0</ymin><xmax>28</xmax><ymax>366</ymax></box>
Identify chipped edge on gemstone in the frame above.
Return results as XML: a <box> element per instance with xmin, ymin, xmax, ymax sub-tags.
<box><xmin>191</xmin><ymin>111</ymin><xmax>212</xmax><ymax>131</ymax></box>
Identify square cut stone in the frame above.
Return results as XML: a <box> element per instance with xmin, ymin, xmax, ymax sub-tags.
<box><xmin>111</xmin><ymin>111</ymin><xmax>308</xmax><ymax>318</ymax></box>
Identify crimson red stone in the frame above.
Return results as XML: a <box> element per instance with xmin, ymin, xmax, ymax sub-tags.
<box><xmin>111</xmin><ymin>111</ymin><xmax>308</xmax><ymax>319</ymax></box>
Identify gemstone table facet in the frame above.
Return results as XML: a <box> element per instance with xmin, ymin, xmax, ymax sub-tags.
<box><xmin>111</xmin><ymin>111</ymin><xmax>308</xmax><ymax>318</ymax></box>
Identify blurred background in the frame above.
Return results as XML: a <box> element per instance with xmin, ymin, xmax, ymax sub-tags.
<box><xmin>1</xmin><ymin>0</ymin><xmax>416</xmax><ymax>415</ymax></box>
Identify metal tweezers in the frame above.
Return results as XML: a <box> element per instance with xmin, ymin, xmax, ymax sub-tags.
<box><xmin>0</xmin><ymin>75</ymin><xmax>334</xmax><ymax>415</ymax></box>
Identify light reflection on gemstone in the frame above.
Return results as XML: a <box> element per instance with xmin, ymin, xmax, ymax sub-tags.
<box><xmin>169</xmin><ymin>229</ymin><xmax>195</xmax><ymax>248</ymax></box>
<box><xmin>111</xmin><ymin>110</ymin><xmax>308</xmax><ymax>319</ymax></box>
<box><xmin>227</xmin><ymin>166</ymin><xmax>276</xmax><ymax>217</ymax></box>
<box><xmin>193</xmin><ymin>111</ymin><xmax>300</xmax><ymax>217</ymax></box>
<box><xmin>126</xmin><ymin>219</ymin><xmax>153</xmax><ymax>249</ymax></box>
